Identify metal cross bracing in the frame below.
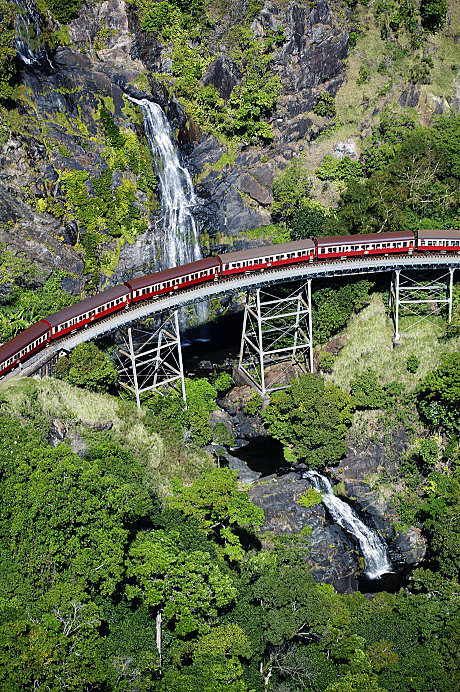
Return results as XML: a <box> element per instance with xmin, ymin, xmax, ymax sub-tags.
<box><xmin>115</xmin><ymin>311</ymin><xmax>186</xmax><ymax>410</ymax></box>
<box><xmin>390</xmin><ymin>268</ymin><xmax>456</xmax><ymax>342</ymax></box>
<box><xmin>237</xmin><ymin>282</ymin><xmax>313</xmax><ymax>396</ymax></box>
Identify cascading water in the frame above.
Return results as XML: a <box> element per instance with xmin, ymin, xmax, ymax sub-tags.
<box><xmin>303</xmin><ymin>471</ymin><xmax>392</xmax><ymax>579</ymax></box>
<box><xmin>13</xmin><ymin>0</ymin><xmax>52</xmax><ymax>68</ymax></box>
<box><xmin>130</xmin><ymin>97</ymin><xmax>202</xmax><ymax>270</ymax></box>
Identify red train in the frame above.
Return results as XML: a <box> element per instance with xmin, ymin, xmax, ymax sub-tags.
<box><xmin>1</xmin><ymin>229</ymin><xmax>459</xmax><ymax>377</ymax></box>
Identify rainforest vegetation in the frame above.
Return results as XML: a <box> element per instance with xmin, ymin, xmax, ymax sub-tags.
<box><xmin>0</xmin><ymin>0</ymin><xmax>459</xmax><ymax>690</ymax></box>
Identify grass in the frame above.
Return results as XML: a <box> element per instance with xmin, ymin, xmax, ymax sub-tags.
<box><xmin>0</xmin><ymin>377</ymin><xmax>214</xmax><ymax>489</ymax></box>
<box><xmin>326</xmin><ymin>293</ymin><xmax>460</xmax><ymax>392</ymax></box>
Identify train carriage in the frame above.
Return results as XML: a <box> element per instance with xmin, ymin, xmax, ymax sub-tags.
<box><xmin>0</xmin><ymin>321</ymin><xmax>50</xmax><ymax>376</ymax></box>
<box><xmin>41</xmin><ymin>284</ymin><xmax>131</xmax><ymax>339</ymax></box>
<box><xmin>218</xmin><ymin>239</ymin><xmax>315</xmax><ymax>276</ymax></box>
<box><xmin>125</xmin><ymin>257</ymin><xmax>221</xmax><ymax>302</ymax></box>
<box><xmin>315</xmin><ymin>231</ymin><xmax>415</xmax><ymax>259</ymax></box>
<box><xmin>417</xmin><ymin>229</ymin><xmax>460</xmax><ymax>252</ymax></box>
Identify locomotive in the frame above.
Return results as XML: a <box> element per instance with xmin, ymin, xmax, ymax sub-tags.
<box><xmin>1</xmin><ymin>229</ymin><xmax>459</xmax><ymax>377</ymax></box>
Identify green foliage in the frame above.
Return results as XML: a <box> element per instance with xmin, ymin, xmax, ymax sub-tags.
<box><xmin>0</xmin><ymin>268</ymin><xmax>77</xmax><ymax>342</ymax></box>
<box><xmin>316</xmin><ymin>155</ymin><xmax>364</xmax><ymax>183</ymax></box>
<box><xmin>168</xmin><ymin>468</ymin><xmax>264</xmax><ymax>561</ymax></box>
<box><xmin>132</xmin><ymin>0</ymin><xmax>281</xmax><ymax>143</ymax></box>
<box><xmin>351</xmin><ymin>370</ymin><xmax>385</xmax><ymax>409</ymax></box>
<box><xmin>290</xmin><ymin>200</ymin><xmax>332</xmax><ymax>240</ymax></box>
<box><xmin>299</xmin><ymin>486</ymin><xmax>323</xmax><ymax>508</ymax></box>
<box><xmin>417</xmin><ymin>353</ymin><xmax>460</xmax><ymax>436</ymax></box>
<box><xmin>126</xmin><ymin>529</ymin><xmax>236</xmax><ymax>635</ymax></box>
<box><xmin>0</xmin><ymin>2</ymin><xmax>18</xmax><ymax>102</ymax></box>
<box><xmin>313</xmin><ymin>279</ymin><xmax>374</xmax><ymax>345</ymax></box>
<box><xmin>99</xmin><ymin>106</ymin><xmax>125</xmax><ymax>148</ymax></box>
<box><xmin>213</xmin><ymin>371</ymin><xmax>234</xmax><ymax>393</ymax></box>
<box><xmin>212</xmin><ymin>421</ymin><xmax>234</xmax><ymax>446</ymax></box>
<box><xmin>185</xmin><ymin>377</ymin><xmax>218</xmax><ymax>445</ymax></box>
<box><xmin>406</xmin><ymin>354</ymin><xmax>419</xmax><ymax>373</ymax></box>
<box><xmin>420</xmin><ymin>0</ymin><xmax>447</xmax><ymax>32</ymax></box>
<box><xmin>243</xmin><ymin>391</ymin><xmax>263</xmax><ymax>416</ymax></box>
<box><xmin>313</xmin><ymin>93</ymin><xmax>336</xmax><ymax>118</ymax></box>
<box><xmin>318</xmin><ymin>351</ymin><xmax>335</xmax><ymax>374</ymax></box>
<box><xmin>272</xmin><ymin>156</ymin><xmax>313</xmax><ymax>225</ymax></box>
<box><xmin>43</xmin><ymin>0</ymin><xmax>84</xmax><ymax>23</ymax></box>
<box><xmin>263</xmin><ymin>374</ymin><xmax>355</xmax><ymax>468</ymax></box>
<box><xmin>328</xmin><ymin>114</ymin><xmax>460</xmax><ymax>235</ymax></box>
<box><xmin>57</xmin><ymin>342</ymin><xmax>118</xmax><ymax>393</ymax></box>
<box><xmin>362</xmin><ymin>110</ymin><xmax>419</xmax><ymax>175</ymax></box>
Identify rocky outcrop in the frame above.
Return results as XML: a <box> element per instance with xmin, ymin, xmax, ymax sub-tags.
<box><xmin>250</xmin><ymin>472</ymin><xmax>359</xmax><ymax>593</ymax></box>
<box><xmin>0</xmin><ymin>183</ymin><xmax>84</xmax><ymax>294</ymax></box>
<box><xmin>329</xmin><ymin>424</ymin><xmax>427</xmax><ymax>566</ymax></box>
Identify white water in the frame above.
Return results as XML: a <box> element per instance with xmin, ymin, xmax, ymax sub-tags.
<box><xmin>129</xmin><ymin>97</ymin><xmax>202</xmax><ymax>270</ymax></box>
<box><xmin>13</xmin><ymin>0</ymin><xmax>52</xmax><ymax>68</ymax></box>
<box><xmin>303</xmin><ymin>471</ymin><xmax>392</xmax><ymax>579</ymax></box>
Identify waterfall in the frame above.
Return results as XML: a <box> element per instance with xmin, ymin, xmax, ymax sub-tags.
<box><xmin>13</xmin><ymin>0</ymin><xmax>51</xmax><ymax>67</ymax></box>
<box><xmin>303</xmin><ymin>471</ymin><xmax>392</xmax><ymax>579</ymax></box>
<box><xmin>130</xmin><ymin>97</ymin><xmax>202</xmax><ymax>270</ymax></box>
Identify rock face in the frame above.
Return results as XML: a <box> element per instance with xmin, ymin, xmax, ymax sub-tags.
<box><xmin>329</xmin><ymin>424</ymin><xmax>427</xmax><ymax>566</ymax></box>
<box><xmin>0</xmin><ymin>183</ymin><xmax>84</xmax><ymax>294</ymax></box>
<box><xmin>187</xmin><ymin>0</ymin><xmax>349</xmax><ymax>244</ymax></box>
<box><xmin>249</xmin><ymin>472</ymin><xmax>359</xmax><ymax>593</ymax></box>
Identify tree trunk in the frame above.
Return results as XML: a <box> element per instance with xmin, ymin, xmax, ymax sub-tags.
<box><xmin>156</xmin><ymin>609</ymin><xmax>162</xmax><ymax>666</ymax></box>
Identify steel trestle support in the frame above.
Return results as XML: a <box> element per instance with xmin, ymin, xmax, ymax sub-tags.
<box><xmin>390</xmin><ymin>268</ymin><xmax>456</xmax><ymax>342</ymax></box>
<box><xmin>116</xmin><ymin>311</ymin><xmax>186</xmax><ymax>410</ymax></box>
<box><xmin>236</xmin><ymin>282</ymin><xmax>313</xmax><ymax>396</ymax></box>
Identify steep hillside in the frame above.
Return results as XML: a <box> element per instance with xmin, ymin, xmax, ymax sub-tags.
<box><xmin>0</xmin><ymin>0</ymin><xmax>458</xmax><ymax>307</ymax></box>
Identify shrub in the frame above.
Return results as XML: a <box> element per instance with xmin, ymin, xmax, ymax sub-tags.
<box><xmin>350</xmin><ymin>370</ymin><xmax>385</xmax><ymax>409</ymax></box>
<box><xmin>420</xmin><ymin>0</ymin><xmax>447</xmax><ymax>32</ymax></box>
<box><xmin>60</xmin><ymin>343</ymin><xmax>119</xmax><ymax>393</ymax></box>
<box><xmin>406</xmin><ymin>354</ymin><xmax>420</xmax><ymax>373</ymax></box>
<box><xmin>213</xmin><ymin>372</ymin><xmax>233</xmax><ymax>393</ymax></box>
<box><xmin>318</xmin><ymin>352</ymin><xmax>335</xmax><ymax>374</ymax></box>
<box><xmin>244</xmin><ymin>392</ymin><xmax>263</xmax><ymax>416</ymax></box>
<box><xmin>315</xmin><ymin>155</ymin><xmax>363</xmax><ymax>183</ymax></box>
<box><xmin>298</xmin><ymin>486</ymin><xmax>322</xmax><ymax>508</ymax></box>
<box><xmin>44</xmin><ymin>0</ymin><xmax>84</xmax><ymax>24</ymax></box>
<box><xmin>313</xmin><ymin>93</ymin><xmax>336</xmax><ymax>118</ymax></box>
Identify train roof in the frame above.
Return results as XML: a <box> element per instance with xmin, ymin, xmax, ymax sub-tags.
<box><xmin>0</xmin><ymin>321</ymin><xmax>50</xmax><ymax>363</ymax></box>
<box><xmin>316</xmin><ymin>231</ymin><xmax>414</xmax><ymax>246</ymax></box>
<box><xmin>418</xmin><ymin>229</ymin><xmax>460</xmax><ymax>239</ymax></box>
<box><xmin>125</xmin><ymin>257</ymin><xmax>220</xmax><ymax>291</ymax></box>
<box><xmin>218</xmin><ymin>239</ymin><xmax>315</xmax><ymax>264</ymax></box>
<box><xmin>42</xmin><ymin>284</ymin><xmax>130</xmax><ymax>328</ymax></box>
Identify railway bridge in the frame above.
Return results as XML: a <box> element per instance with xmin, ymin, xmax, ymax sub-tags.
<box><xmin>6</xmin><ymin>254</ymin><xmax>459</xmax><ymax>401</ymax></box>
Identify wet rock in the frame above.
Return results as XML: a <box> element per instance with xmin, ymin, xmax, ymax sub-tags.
<box><xmin>249</xmin><ymin>472</ymin><xmax>359</xmax><ymax>593</ymax></box>
<box><xmin>225</xmin><ymin>452</ymin><xmax>261</xmax><ymax>484</ymax></box>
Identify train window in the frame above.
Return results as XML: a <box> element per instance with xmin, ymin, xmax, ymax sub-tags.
<box><xmin>428</xmin><ymin>241</ymin><xmax>433</xmax><ymax>246</ymax></box>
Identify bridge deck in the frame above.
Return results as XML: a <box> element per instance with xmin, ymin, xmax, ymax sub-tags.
<box><xmin>2</xmin><ymin>254</ymin><xmax>459</xmax><ymax>381</ymax></box>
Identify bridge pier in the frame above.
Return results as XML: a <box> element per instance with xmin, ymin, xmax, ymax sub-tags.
<box><xmin>390</xmin><ymin>268</ymin><xmax>455</xmax><ymax>343</ymax></box>
<box><xmin>236</xmin><ymin>282</ymin><xmax>313</xmax><ymax>396</ymax></box>
<box><xmin>116</xmin><ymin>311</ymin><xmax>186</xmax><ymax>410</ymax></box>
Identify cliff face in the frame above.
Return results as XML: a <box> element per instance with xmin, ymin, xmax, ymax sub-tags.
<box><xmin>0</xmin><ymin>0</ymin><xmax>458</xmax><ymax>290</ymax></box>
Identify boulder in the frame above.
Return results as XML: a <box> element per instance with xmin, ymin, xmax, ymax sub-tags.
<box><xmin>394</xmin><ymin>528</ymin><xmax>427</xmax><ymax>565</ymax></box>
<box><xmin>209</xmin><ymin>408</ymin><xmax>234</xmax><ymax>437</ymax></box>
<box><xmin>332</xmin><ymin>139</ymin><xmax>359</xmax><ymax>160</ymax></box>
